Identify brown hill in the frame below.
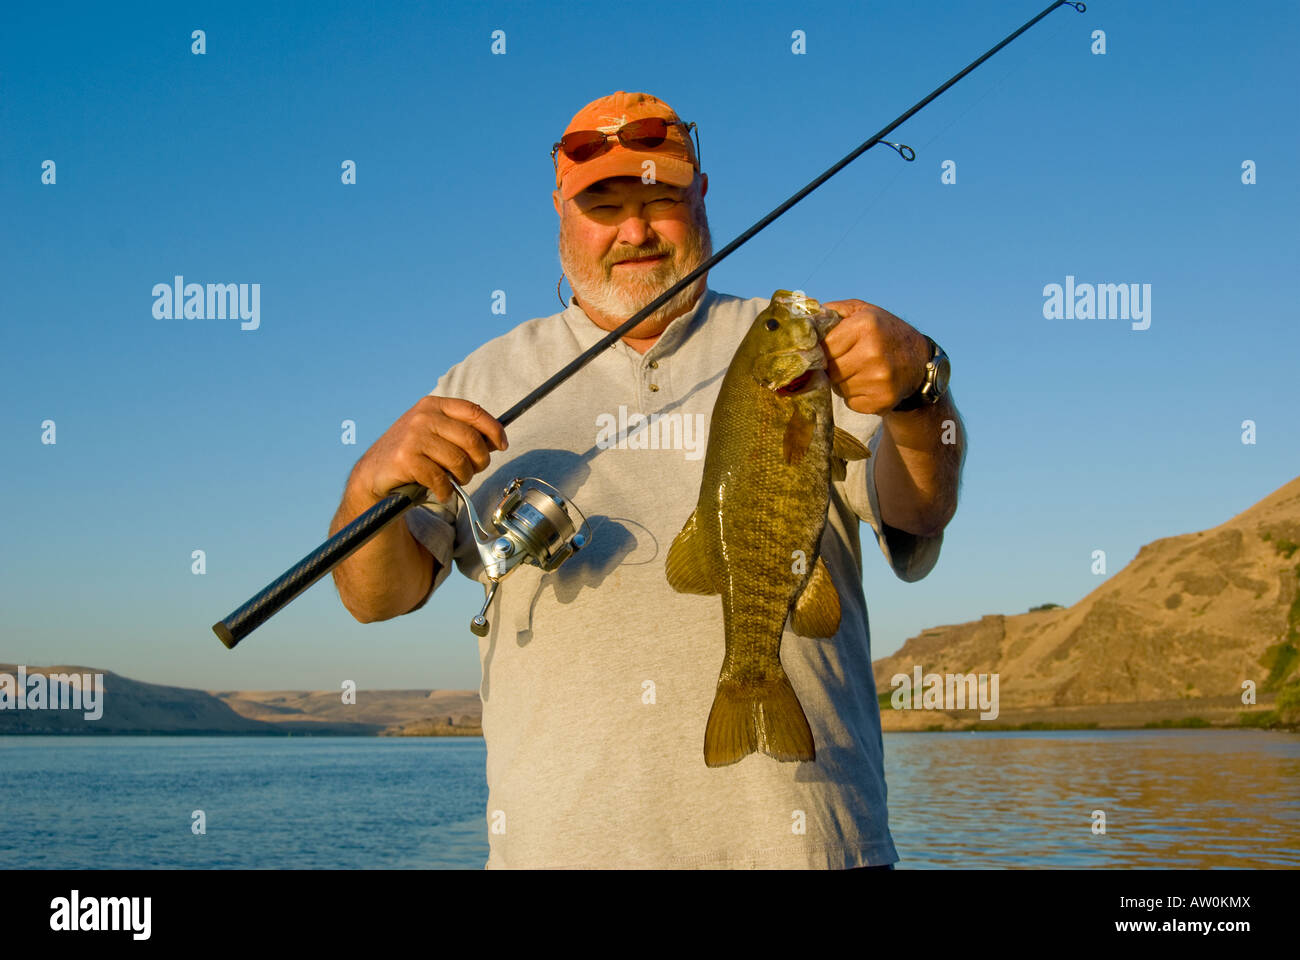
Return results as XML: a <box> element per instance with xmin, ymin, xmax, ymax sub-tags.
<box><xmin>213</xmin><ymin>688</ymin><xmax>482</xmax><ymax>735</ymax></box>
<box><xmin>873</xmin><ymin>475</ymin><xmax>1300</xmax><ymax>727</ymax></box>
<box><xmin>0</xmin><ymin>662</ymin><xmax>482</xmax><ymax>735</ymax></box>
<box><xmin>0</xmin><ymin>664</ymin><xmax>275</xmax><ymax>734</ymax></box>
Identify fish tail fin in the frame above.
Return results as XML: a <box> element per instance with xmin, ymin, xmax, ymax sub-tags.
<box><xmin>704</xmin><ymin>671</ymin><xmax>815</xmax><ymax>767</ymax></box>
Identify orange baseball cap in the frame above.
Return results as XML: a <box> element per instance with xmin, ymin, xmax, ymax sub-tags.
<box><xmin>553</xmin><ymin>91</ymin><xmax>699</xmax><ymax>202</ymax></box>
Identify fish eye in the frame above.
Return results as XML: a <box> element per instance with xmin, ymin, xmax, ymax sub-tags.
<box><xmin>765</xmin><ymin>318</ymin><xmax>779</xmax><ymax>331</ymax></box>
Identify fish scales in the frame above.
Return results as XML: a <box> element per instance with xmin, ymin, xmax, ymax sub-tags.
<box><xmin>714</xmin><ymin>383</ymin><xmax>832</xmax><ymax>670</ymax></box>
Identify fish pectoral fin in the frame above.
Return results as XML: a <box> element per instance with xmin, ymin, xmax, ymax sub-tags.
<box><xmin>831</xmin><ymin>427</ymin><xmax>870</xmax><ymax>481</ymax></box>
<box><xmin>791</xmin><ymin>555</ymin><xmax>842</xmax><ymax>639</ymax></box>
<box><xmin>833</xmin><ymin>426</ymin><xmax>871</xmax><ymax>461</ymax></box>
<box><xmin>783</xmin><ymin>407</ymin><xmax>815</xmax><ymax>464</ymax></box>
<box><xmin>666</xmin><ymin>508</ymin><xmax>720</xmax><ymax>596</ymax></box>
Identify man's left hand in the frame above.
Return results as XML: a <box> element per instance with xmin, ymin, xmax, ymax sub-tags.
<box><xmin>820</xmin><ymin>299</ymin><xmax>930</xmax><ymax>416</ymax></box>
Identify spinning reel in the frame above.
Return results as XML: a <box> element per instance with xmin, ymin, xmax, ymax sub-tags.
<box><xmin>447</xmin><ymin>476</ymin><xmax>591</xmax><ymax>637</ymax></box>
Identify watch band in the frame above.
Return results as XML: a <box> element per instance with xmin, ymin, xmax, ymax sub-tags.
<box><xmin>892</xmin><ymin>334</ymin><xmax>948</xmax><ymax>412</ymax></box>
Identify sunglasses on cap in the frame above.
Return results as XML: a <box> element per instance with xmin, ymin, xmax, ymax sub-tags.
<box><xmin>550</xmin><ymin>116</ymin><xmax>701</xmax><ymax>167</ymax></box>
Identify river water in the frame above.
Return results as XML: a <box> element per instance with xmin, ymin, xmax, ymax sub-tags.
<box><xmin>1</xmin><ymin>730</ymin><xmax>1295</xmax><ymax>868</ymax></box>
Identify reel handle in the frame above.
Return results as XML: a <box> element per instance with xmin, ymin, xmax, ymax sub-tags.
<box><xmin>470</xmin><ymin>581</ymin><xmax>499</xmax><ymax>637</ymax></box>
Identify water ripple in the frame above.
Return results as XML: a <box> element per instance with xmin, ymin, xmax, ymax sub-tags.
<box><xmin>2</xmin><ymin>730</ymin><xmax>1295</xmax><ymax>868</ymax></box>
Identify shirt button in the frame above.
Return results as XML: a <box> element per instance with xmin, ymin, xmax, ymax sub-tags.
<box><xmin>648</xmin><ymin>383</ymin><xmax>660</xmax><ymax>392</ymax></box>
<box><xmin>648</xmin><ymin>360</ymin><xmax>658</xmax><ymax>369</ymax></box>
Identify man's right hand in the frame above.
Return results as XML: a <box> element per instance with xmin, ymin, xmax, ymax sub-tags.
<box><xmin>331</xmin><ymin>396</ymin><xmax>508</xmax><ymax>623</ymax></box>
<box><xmin>349</xmin><ymin>396</ymin><xmax>509</xmax><ymax>505</ymax></box>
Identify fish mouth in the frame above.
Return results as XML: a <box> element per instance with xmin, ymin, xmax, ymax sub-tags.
<box><xmin>775</xmin><ymin>371</ymin><xmax>817</xmax><ymax>396</ymax></box>
<box><xmin>772</xmin><ymin>347</ymin><xmax>827</xmax><ymax>396</ymax></box>
<box><xmin>811</xmin><ymin>307</ymin><xmax>842</xmax><ymax>339</ymax></box>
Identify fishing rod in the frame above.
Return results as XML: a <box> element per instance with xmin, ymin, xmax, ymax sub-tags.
<box><xmin>212</xmin><ymin>0</ymin><xmax>1085</xmax><ymax>649</ymax></box>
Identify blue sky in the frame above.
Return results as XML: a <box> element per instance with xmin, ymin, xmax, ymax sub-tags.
<box><xmin>2</xmin><ymin>0</ymin><xmax>1296</xmax><ymax>691</ymax></box>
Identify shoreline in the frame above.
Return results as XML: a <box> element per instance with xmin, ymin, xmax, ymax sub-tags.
<box><xmin>875</xmin><ymin>690</ymin><xmax>1297</xmax><ymax>733</ymax></box>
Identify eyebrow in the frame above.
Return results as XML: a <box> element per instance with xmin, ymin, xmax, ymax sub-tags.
<box><xmin>577</xmin><ymin>183</ymin><xmax>685</xmax><ymax>201</ymax></box>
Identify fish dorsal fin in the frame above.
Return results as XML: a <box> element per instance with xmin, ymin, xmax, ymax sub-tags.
<box><xmin>790</xmin><ymin>554</ymin><xmax>842</xmax><ymax>638</ymax></box>
<box><xmin>666</xmin><ymin>508</ymin><xmax>720</xmax><ymax>596</ymax></box>
<box><xmin>831</xmin><ymin>426</ymin><xmax>870</xmax><ymax>481</ymax></box>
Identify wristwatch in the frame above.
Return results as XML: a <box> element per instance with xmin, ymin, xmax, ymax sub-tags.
<box><xmin>892</xmin><ymin>334</ymin><xmax>950</xmax><ymax>412</ymax></box>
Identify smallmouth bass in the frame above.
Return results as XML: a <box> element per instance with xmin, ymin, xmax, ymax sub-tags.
<box><xmin>667</xmin><ymin>290</ymin><xmax>870</xmax><ymax>766</ymax></box>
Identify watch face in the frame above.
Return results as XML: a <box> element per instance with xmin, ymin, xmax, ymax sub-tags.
<box><xmin>934</xmin><ymin>354</ymin><xmax>951</xmax><ymax>395</ymax></box>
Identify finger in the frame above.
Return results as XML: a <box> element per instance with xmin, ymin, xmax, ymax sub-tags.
<box><xmin>821</xmin><ymin>323</ymin><xmax>854</xmax><ymax>358</ymax></box>
<box><xmin>378</xmin><ymin>444</ymin><xmax>457</xmax><ymax>502</ymax></box>
<box><xmin>827</xmin><ymin>341</ymin><xmax>883</xmax><ymax>391</ymax></box>
<box><xmin>430</xmin><ymin>415</ymin><xmax>495</xmax><ymax>473</ymax></box>
<box><xmin>425</xmin><ymin>435</ymin><xmax>477</xmax><ymax>485</ymax></box>
<box><xmin>820</xmin><ymin>299</ymin><xmax>856</xmax><ymax>314</ymax></box>
<box><xmin>820</xmin><ymin>298</ymin><xmax>868</xmax><ymax>322</ymax></box>
<box><xmin>820</xmin><ymin>307</ymin><xmax>875</xmax><ymax>359</ymax></box>
<box><xmin>823</xmin><ymin>352</ymin><xmax>858</xmax><ymax>390</ymax></box>
<box><xmin>403</xmin><ymin>451</ymin><xmax>459</xmax><ymax>504</ymax></box>
<box><xmin>823</xmin><ymin>322</ymin><xmax>876</xmax><ymax>367</ymax></box>
<box><xmin>437</xmin><ymin>397</ymin><xmax>509</xmax><ymax>451</ymax></box>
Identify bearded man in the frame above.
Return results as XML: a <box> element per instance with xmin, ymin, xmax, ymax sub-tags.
<box><xmin>330</xmin><ymin>91</ymin><xmax>964</xmax><ymax>869</ymax></box>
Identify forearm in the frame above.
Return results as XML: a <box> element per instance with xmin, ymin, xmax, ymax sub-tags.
<box><xmin>874</xmin><ymin>391</ymin><xmax>965</xmax><ymax>537</ymax></box>
<box><xmin>329</xmin><ymin>478</ymin><xmax>436</xmax><ymax>623</ymax></box>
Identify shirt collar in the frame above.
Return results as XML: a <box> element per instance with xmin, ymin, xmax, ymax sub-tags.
<box><xmin>560</xmin><ymin>287</ymin><xmax>716</xmax><ymax>361</ymax></box>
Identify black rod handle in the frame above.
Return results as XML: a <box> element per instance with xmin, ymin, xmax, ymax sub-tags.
<box><xmin>212</xmin><ymin>483</ymin><xmax>428</xmax><ymax>649</ymax></box>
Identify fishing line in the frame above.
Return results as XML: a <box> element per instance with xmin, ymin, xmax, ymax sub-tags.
<box><xmin>212</xmin><ymin>0</ymin><xmax>1086</xmax><ymax>649</ymax></box>
<box><xmin>799</xmin><ymin>9</ymin><xmax>1081</xmax><ymax>290</ymax></box>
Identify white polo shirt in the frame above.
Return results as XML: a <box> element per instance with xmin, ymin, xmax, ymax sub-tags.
<box><xmin>405</xmin><ymin>287</ymin><xmax>943</xmax><ymax>868</ymax></box>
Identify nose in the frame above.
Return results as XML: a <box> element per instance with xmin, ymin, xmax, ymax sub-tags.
<box><xmin>616</xmin><ymin>212</ymin><xmax>654</xmax><ymax>248</ymax></box>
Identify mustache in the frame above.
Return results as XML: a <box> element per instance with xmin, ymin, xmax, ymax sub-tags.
<box><xmin>607</xmin><ymin>245</ymin><xmax>675</xmax><ymax>266</ymax></box>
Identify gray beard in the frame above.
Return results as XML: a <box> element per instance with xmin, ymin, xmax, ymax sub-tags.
<box><xmin>559</xmin><ymin>211</ymin><xmax>713</xmax><ymax>329</ymax></box>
